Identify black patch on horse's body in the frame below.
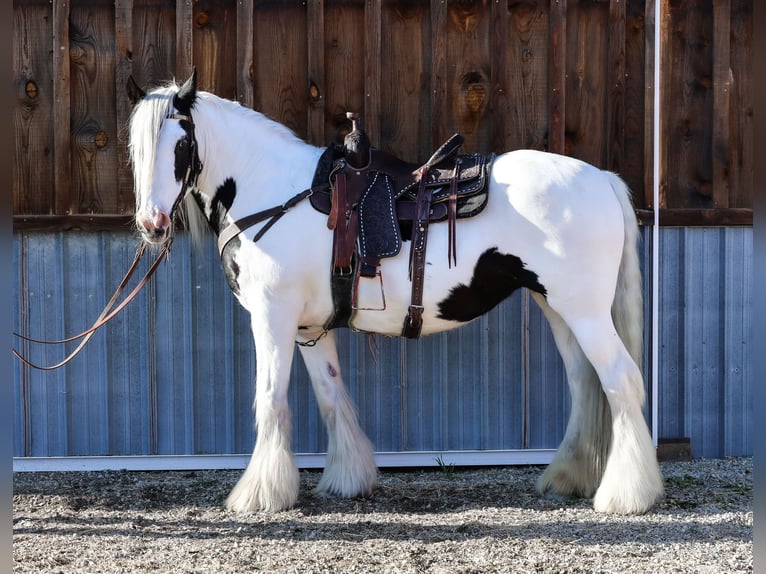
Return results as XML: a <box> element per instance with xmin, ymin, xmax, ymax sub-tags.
<box><xmin>192</xmin><ymin>178</ymin><xmax>241</xmax><ymax>295</ymax></box>
<box><xmin>209</xmin><ymin>178</ymin><xmax>237</xmax><ymax>234</ymax></box>
<box><xmin>437</xmin><ymin>247</ymin><xmax>546</xmax><ymax>323</ymax></box>
<box><xmin>220</xmin><ymin>245</ymin><xmax>241</xmax><ymax>296</ymax></box>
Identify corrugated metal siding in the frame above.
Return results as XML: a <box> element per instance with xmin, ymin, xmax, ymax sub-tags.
<box><xmin>13</xmin><ymin>227</ymin><xmax>751</xmax><ymax>461</ymax></box>
<box><xmin>658</xmin><ymin>227</ymin><xmax>752</xmax><ymax>457</ymax></box>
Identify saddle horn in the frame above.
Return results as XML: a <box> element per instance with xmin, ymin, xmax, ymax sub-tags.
<box><xmin>343</xmin><ymin>112</ymin><xmax>371</xmax><ymax>169</ymax></box>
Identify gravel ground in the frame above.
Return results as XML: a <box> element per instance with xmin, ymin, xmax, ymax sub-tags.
<box><xmin>13</xmin><ymin>457</ymin><xmax>751</xmax><ymax>573</ymax></box>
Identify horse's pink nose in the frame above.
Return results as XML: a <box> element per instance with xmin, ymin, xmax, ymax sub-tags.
<box><xmin>139</xmin><ymin>211</ymin><xmax>171</xmax><ymax>239</ymax></box>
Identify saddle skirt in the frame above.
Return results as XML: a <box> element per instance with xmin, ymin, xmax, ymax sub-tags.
<box><xmin>309</xmin><ymin>145</ymin><xmax>493</xmax><ymax>273</ymax></box>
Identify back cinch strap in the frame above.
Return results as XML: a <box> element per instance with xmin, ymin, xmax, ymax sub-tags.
<box><xmin>402</xmin><ymin>166</ymin><xmax>434</xmax><ymax>339</ymax></box>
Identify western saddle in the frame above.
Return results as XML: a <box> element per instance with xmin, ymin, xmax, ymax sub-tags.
<box><xmin>309</xmin><ymin>113</ymin><xmax>492</xmax><ymax>339</ymax></box>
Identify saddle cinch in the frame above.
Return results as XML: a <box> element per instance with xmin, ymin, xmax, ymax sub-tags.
<box><xmin>309</xmin><ymin>113</ymin><xmax>493</xmax><ymax>339</ymax></box>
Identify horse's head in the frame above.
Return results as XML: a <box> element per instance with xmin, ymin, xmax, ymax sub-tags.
<box><xmin>127</xmin><ymin>68</ymin><xmax>203</xmax><ymax>245</ymax></box>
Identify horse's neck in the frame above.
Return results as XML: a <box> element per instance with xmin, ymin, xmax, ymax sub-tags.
<box><xmin>194</xmin><ymin>98</ymin><xmax>322</xmax><ymax>216</ymax></box>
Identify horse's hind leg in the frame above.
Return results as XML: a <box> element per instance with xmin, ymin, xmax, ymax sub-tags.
<box><xmin>558</xmin><ymin>310</ymin><xmax>663</xmax><ymax>514</ymax></box>
<box><xmin>297</xmin><ymin>331</ymin><xmax>378</xmax><ymax>499</ymax></box>
<box><xmin>532</xmin><ymin>293</ymin><xmax>611</xmax><ymax>500</ymax></box>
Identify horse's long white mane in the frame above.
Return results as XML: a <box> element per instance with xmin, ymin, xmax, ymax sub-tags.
<box><xmin>128</xmin><ymin>84</ymin><xmax>175</xmax><ymax>212</ymax></box>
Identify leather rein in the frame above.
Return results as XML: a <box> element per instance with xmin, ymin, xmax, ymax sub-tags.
<box><xmin>13</xmin><ymin>240</ymin><xmax>173</xmax><ymax>370</ymax></box>
<box><xmin>14</xmin><ymin>110</ymin><xmax>316</xmax><ymax>369</ymax></box>
<box><xmin>13</xmin><ymin>112</ymin><xmax>200</xmax><ymax>371</ymax></box>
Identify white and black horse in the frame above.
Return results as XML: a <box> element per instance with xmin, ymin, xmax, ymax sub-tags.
<box><xmin>127</xmin><ymin>69</ymin><xmax>662</xmax><ymax>515</ymax></box>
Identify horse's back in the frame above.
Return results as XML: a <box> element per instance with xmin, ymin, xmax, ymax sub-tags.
<box><xmin>487</xmin><ymin>148</ymin><xmax>624</xmax><ymax>244</ymax></box>
<box><xmin>488</xmin><ymin>149</ymin><xmax>625</xmax><ymax>268</ymax></box>
<box><xmin>491</xmin><ymin>149</ymin><xmax>623</xmax><ymax>208</ymax></box>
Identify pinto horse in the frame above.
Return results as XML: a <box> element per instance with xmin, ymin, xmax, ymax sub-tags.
<box><xmin>127</xmin><ymin>69</ymin><xmax>662</xmax><ymax>515</ymax></box>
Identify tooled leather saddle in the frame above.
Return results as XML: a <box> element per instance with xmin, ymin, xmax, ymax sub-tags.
<box><xmin>309</xmin><ymin>113</ymin><xmax>493</xmax><ymax>338</ymax></box>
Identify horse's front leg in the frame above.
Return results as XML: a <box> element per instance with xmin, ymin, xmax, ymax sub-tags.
<box><xmin>226</xmin><ymin>302</ymin><xmax>301</xmax><ymax>513</ymax></box>
<box><xmin>297</xmin><ymin>331</ymin><xmax>378</xmax><ymax>499</ymax></box>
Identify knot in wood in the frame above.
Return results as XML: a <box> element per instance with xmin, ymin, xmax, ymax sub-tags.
<box><xmin>309</xmin><ymin>81</ymin><xmax>321</xmax><ymax>102</ymax></box>
<box><xmin>94</xmin><ymin>131</ymin><xmax>108</xmax><ymax>148</ymax></box>
<box><xmin>25</xmin><ymin>81</ymin><xmax>38</xmax><ymax>99</ymax></box>
<box><xmin>464</xmin><ymin>83</ymin><xmax>486</xmax><ymax>113</ymax></box>
<box><xmin>195</xmin><ymin>11</ymin><xmax>210</xmax><ymax>28</ymax></box>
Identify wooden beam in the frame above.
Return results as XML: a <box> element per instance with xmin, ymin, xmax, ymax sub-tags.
<box><xmin>115</xmin><ymin>0</ymin><xmax>134</xmax><ymax>214</ymax></box>
<box><xmin>644</xmin><ymin>0</ymin><xmax>670</xmax><ymax>212</ymax></box>
<box><xmin>236</xmin><ymin>0</ymin><xmax>254</xmax><ymax>109</ymax></box>
<box><xmin>659</xmin><ymin>208</ymin><xmax>751</xmax><ymax>226</ymax></box>
<box><xmin>14</xmin><ymin>209</ymin><xmax>751</xmax><ymax>232</ymax></box>
<box><xmin>634</xmin><ymin>208</ymin><xmax>752</xmax><ymax>227</ymax></box>
<box><xmin>490</xmin><ymin>0</ymin><xmax>509</xmax><ymax>153</ymax></box>
<box><xmin>657</xmin><ymin>0</ymin><xmax>671</xmax><ymax>211</ymax></box>
<box><xmin>607</xmin><ymin>0</ymin><xmax>626</xmax><ymax>173</ymax></box>
<box><xmin>307</xmin><ymin>0</ymin><xmax>325</xmax><ymax>145</ymax></box>
<box><xmin>14</xmin><ymin>215</ymin><xmax>136</xmax><ymax>232</ymax></box>
<box><xmin>643</xmin><ymin>0</ymin><xmax>656</xmax><ymax>210</ymax></box>
<box><xmin>430</xmin><ymin>0</ymin><xmax>449</xmax><ymax>150</ymax></box>
<box><xmin>548</xmin><ymin>0</ymin><xmax>566</xmax><ymax>155</ymax></box>
<box><xmin>364</xmin><ymin>0</ymin><xmax>381</xmax><ymax>144</ymax></box>
<box><xmin>176</xmin><ymin>0</ymin><xmax>194</xmax><ymax>79</ymax></box>
<box><xmin>712</xmin><ymin>0</ymin><xmax>731</xmax><ymax>209</ymax></box>
<box><xmin>53</xmin><ymin>0</ymin><xmax>71</xmax><ymax>216</ymax></box>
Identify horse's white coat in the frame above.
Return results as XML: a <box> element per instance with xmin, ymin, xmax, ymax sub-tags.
<box><xmin>128</xmin><ymin>74</ymin><xmax>663</xmax><ymax>515</ymax></box>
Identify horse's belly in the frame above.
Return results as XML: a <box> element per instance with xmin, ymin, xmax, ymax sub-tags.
<box><xmin>349</xmin><ymin>200</ymin><xmax>533</xmax><ymax>336</ymax></box>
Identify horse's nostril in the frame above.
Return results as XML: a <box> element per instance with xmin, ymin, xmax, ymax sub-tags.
<box><xmin>139</xmin><ymin>216</ymin><xmax>155</xmax><ymax>234</ymax></box>
<box><xmin>139</xmin><ymin>212</ymin><xmax>171</xmax><ymax>236</ymax></box>
<box><xmin>155</xmin><ymin>211</ymin><xmax>171</xmax><ymax>230</ymax></box>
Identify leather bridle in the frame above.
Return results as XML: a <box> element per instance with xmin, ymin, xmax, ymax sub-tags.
<box><xmin>167</xmin><ymin>111</ymin><xmax>204</xmax><ymax>218</ymax></box>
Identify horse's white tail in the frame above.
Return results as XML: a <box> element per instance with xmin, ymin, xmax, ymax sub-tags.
<box><xmin>536</xmin><ymin>172</ymin><xmax>648</xmax><ymax>505</ymax></box>
<box><xmin>588</xmin><ymin>173</ymin><xmax>663</xmax><ymax>514</ymax></box>
<box><xmin>609</xmin><ymin>173</ymin><xmax>644</xmax><ymax>390</ymax></box>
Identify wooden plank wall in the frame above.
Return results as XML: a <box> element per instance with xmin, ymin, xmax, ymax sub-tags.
<box><xmin>13</xmin><ymin>0</ymin><xmax>752</xmax><ymax>229</ymax></box>
<box><xmin>657</xmin><ymin>0</ymin><xmax>752</xmax><ymax>225</ymax></box>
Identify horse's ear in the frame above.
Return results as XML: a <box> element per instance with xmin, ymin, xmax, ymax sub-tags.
<box><xmin>173</xmin><ymin>66</ymin><xmax>198</xmax><ymax>114</ymax></box>
<box><xmin>126</xmin><ymin>75</ymin><xmax>146</xmax><ymax>106</ymax></box>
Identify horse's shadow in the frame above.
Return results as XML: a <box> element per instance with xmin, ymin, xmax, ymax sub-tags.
<box><xmin>13</xmin><ymin>467</ymin><xmax>752</xmax><ymax>547</ymax></box>
<box><xmin>12</xmin><ymin>508</ymin><xmax>751</xmax><ymax>548</ymax></box>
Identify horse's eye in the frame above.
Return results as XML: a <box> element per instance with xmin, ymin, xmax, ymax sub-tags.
<box><xmin>174</xmin><ymin>138</ymin><xmax>191</xmax><ymax>181</ymax></box>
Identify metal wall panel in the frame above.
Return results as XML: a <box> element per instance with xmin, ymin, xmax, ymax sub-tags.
<box><xmin>13</xmin><ymin>227</ymin><xmax>752</xmax><ymax>462</ymax></box>
<box><xmin>658</xmin><ymin>227</ymin><xmax>752</xmax><ymax>457</ymax></box>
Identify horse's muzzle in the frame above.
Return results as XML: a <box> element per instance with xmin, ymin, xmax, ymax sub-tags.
<box><xmin>137</xmin><ymin>211</ymin><xmax>172</xmax><ymax>244</ymax></box>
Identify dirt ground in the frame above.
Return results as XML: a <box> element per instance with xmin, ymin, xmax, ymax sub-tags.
<box><xmin>13</xmin><ymin>457</ymin><xmax>751</xmax><ymax>573</ymax></box>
